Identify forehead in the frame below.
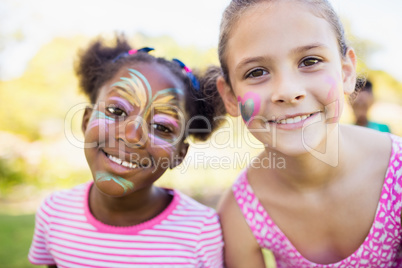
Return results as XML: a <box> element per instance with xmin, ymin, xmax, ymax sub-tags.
<box><xmin>113</xmin><ymin>62</ymin><xmax>184</xmax><ymax>94</ymax></box>
<box><xmin>226</xmin><ymin>1</ymin><xmax>338</xmax><ymax>64</ymax></box>
<box><xmin>97</xmin><ymin>61</ymin><xmax>186</xmax><ymax>105</ymax></box>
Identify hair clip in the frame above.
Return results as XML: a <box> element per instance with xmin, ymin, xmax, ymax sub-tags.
<box><xmin>112</xmin><ymin>47</ymin><xmax>154</xmax><ymax>62</ymax></box>
<box><xmin>172</xmin><ymin>58</ymin><xmax>200</xmax><ymax>91</ymax></box>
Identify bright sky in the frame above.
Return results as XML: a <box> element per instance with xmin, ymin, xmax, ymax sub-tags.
<box><xmin>1</xmin><ymin>0</ymin><xmax>401</xmax><ymax>81</ymax></box>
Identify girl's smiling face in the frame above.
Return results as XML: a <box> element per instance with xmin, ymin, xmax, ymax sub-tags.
<box><xmin>219</xmin><ymin>0</ymin><xmax>356</xmax><ymax>156</ymax></box>
<box><xmin>82</xmin><ymin>62</ymin><xmax>189</xmax><ymax>197</ymax></box>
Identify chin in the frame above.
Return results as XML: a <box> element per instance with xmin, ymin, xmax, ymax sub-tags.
<box><xmin>91</xmin><ymin>170</ymin><xmax>136</xmax><ymax>197</ymax></box>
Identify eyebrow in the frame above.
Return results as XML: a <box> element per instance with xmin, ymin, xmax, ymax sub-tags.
<box><xmin>290</xmin><ymin>42</ymin><xmax>328</xmax><ymax>55</ymax></box>
<box><xmin>153</xmin><ymin>106</ymin><xmax>180</xmax><ymax>118</ymax></box>
<box><xmin>235</xmin><ymin>43</ymin><xmax>329</xmax><ymax>71</ymax></box>
<box><xmin>113</xmin><ymin>86</ymin><xmax>141</xmax><ymax>107</ymax></box>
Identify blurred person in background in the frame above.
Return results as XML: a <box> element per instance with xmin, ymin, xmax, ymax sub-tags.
<box><xmin>351</xmin><ymin>79</ymin><xmax>391</xmax><ymax>132</ymax></box>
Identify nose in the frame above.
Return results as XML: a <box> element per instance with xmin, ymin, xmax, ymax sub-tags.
<box><xmin>118</xmin><ymin>117</ymin><xmax>148</xmax><ymax>148</ymax></box>
<box><xmin>270</xmin><ymin>75</ymin><xmax>306</xmax><ymax>104</ymax></box>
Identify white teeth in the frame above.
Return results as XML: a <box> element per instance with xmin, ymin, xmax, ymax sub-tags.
<box><xmin>110</xmin><ymin>155</ymin><xmax>122</xmax><ymax>165</ymax></box>
<box><xmin>277</xmin><ymin>114</ymin><xmax>311</xmax><ymax>124</ymax></box>
<box><xmin>121</xmin><ymin>161</ymin><xmax>130</xmax><ymax>167</ymax></box>
<box><xmin>107</xmin><ymin>154</ymin><xmax>138</xmax><ymax>169</ymax></box>
<box><xmin>285</xmin><ymin>118</ymin><xmax>294</xmax><ymax>124</ymax></box>
<box><xmin>293</xmin><ymin>116</ymin><xmax>301</xmax><ymax>123</ymax></box>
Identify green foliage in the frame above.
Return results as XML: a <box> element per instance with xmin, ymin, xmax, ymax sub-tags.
<box><xmin>0</xmin><ymin>36</ymin><xmax>90</xmax><ymax>140</ymax></box>
<box><xmin>0</xmin><ymin>158</ymin><xmax>36</xmax><ymax>196</ymax></box>
<box><xmin>0</xmin><ymin>214</ymin><xmax>36</xmax><ymax>267</ymax></box>
<box><xmin>131</xmin><ymin>32</ymin><xmax>219</xmax><ymax>70</ymax></box>
<box><xmin>369</xmin><ymin>70</ymin><xmax>402</xmax><ymax>104</ymax></box>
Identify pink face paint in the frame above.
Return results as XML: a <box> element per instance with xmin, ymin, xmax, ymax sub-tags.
<box><xmin>237</xmin><ymin>92</ymin><xmax>261</xmax><ymax>123</ymax></box>
<box><xmin>324</xmin><ymin>75</ymin><xmax>340</xmax><ymax>123</ymax></box>
<box><xmin>325</xmin><ymin>76</ymin><xmax>337</xmax><ymax>102</ymax></box>
<box><xmin>109</xmin><ymin>96</ymin><xmax>134</xmax><ymax>114</ymax></box>
<box><xmin>149</xmin><ymin>134</ymin><xmax>175</xmax><ymax>155</ymax></box>
<box><xmin>87</xmin><ymin>110</ymin><xmax>115</xmax><ymax>131</ymax></box>
<box><xmin>153</xmin><ymin>114</ymin><xmax>179</xmax><ymax>129</ymax></box>
<box><xmin>106</xmin><ymin>69</ymin><xmax>185</xmax><ymax>149</ymax></box>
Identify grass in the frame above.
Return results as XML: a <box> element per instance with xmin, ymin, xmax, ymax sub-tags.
<box><xmin>0</xmin><ymin>213</ymin><xmax>36</xmax><ymax>268</ymax></box>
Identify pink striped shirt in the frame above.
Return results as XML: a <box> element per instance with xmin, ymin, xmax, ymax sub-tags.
<box><xmin>28</xmin><ymin>183</ymin><xmax>223</xmax><ymax>267</ymax></box>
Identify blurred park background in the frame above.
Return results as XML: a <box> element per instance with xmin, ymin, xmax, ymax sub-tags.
<box><xmin>0</xmin><ymin>0</ymin><xmax>401</xmax><ymax>267</ymax></box>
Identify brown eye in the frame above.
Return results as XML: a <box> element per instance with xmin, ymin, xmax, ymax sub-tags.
<box><xmin>247</xmin><ymin>69</ymin><xmax>267</xmax><ymax>78</ymax></box>
<box><xmin>106</xmin><ymin>106</ymin><xmax>127</xmax><ymax>117</ymax></box>
<box><xmin>151</xmin><ymin>124</ymin><xmax>172</xmax><ymax>133</ymax></box>
<box><xmin>300</xmin><ymin>58</ymin><xmax>320</xmax><ymax>67</ymax></box>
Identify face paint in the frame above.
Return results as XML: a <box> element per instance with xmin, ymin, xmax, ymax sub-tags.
<box><xmin>95</xmin><ymin>171</ymin><xmax>134</xmax><ymax>194</ymax></box>
<box><xmin>325</xmin><ymin>76</ymin><xmax>338</xmax><ymax>102</ymax></box>
<box><xmin>153</xmin><ymin>114</ymin><xmax>179</xmax><ymax>129</ymax></box>
<box><xmin>149</xmin><ymin>135</ymin><xmax>176</xmax><ymax>155</ymax></box>
<box><xmin>84</xmin><ymin>64</ymin><xmax>189</xmax><ymax>198</ymax></box>
<box><xmin>324</xmin><ymin>75</ymin><xmax>340</xmax><ymax>123</ymax></box>
<box><xmin>108</xmin><ymin>96</ymin><xmax>134</xmax><ymax>115</ymax></box>
<box><xmin>87</xmin><ymin>110</ymin><xmax>115</xmax><ymax>131</ymax></box>
<box><xmin>112</xmin><ymin>68</ymin><xmax>152</xmax><ymax>118</ymax></box>
<box><xmin>111</xmin><ymin>69</ymin><xmax>184</xmax><ymax>146</ymax></box>
<box><xmin>237</xmin><ymin>92</ymin><xmax>261</xmax><ymax>123</ymax></box>
<box><xmin>147</xmin><ymin>114</ymin><xmax>180</xmax><ymax>155</ymax></box>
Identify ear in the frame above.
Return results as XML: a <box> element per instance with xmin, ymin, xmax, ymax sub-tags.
<box><xmin>170</xmin><ymin>140</ymin><xmax>189</xmax><ymax>169</ymax></box>
<box><xmin>81</xmin><ymin>107</ymin><xmax>93</xmax><ymax>134</ymax></box>
<box><xmin>217</xmin><ymin>76</ymin><xmax>240</xmax><ymax>117</ymax></box>
<box><xmin>342</xmin><ymin>48</ymin><xmax>357</xmax><ymax>95</ymax></box>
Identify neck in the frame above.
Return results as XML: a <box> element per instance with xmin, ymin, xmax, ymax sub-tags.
<box><xmin>355</xmin><ymin>117</ymin><xmax>368</xmax><ymax>127</ymax></box>
<box><xmin>264</xmin><ymin>127</ymin><xmax>348</xmax><ymax>192</ymax></box>
<box><xmin>89</xmin><ymin>184</ymin><xmax>171</xmax><ymax>226</ymax></box>
<box><xmin>272</xmin><ymin>152</ymin><xmax>341</xmax><ymax>191</ymax></box>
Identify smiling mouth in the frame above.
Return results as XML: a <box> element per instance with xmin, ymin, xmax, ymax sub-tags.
<box><xmin>102</xmin><ymin>150</ymin><xmax>152</xmax><ymax>169</ymax></box>
<box><xmin>268</xmin><ymin>112</ymin><xmax>321</xmax><ymax>125</ymax></box>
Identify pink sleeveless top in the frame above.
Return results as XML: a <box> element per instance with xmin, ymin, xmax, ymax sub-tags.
<box><xmin>233</xmin><ymin>135</ymin><xmax>402</xmax><ymax>267</ymax></box>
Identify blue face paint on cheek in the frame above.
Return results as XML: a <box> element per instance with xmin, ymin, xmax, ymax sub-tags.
<box><xmin>95</xmin><ymin>171</ymin><xmax>134</xmax><ymax>194</ymax></box>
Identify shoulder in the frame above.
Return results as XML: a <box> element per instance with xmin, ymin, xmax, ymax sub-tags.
<box><xmin>43</xmin><ymin>182</ymin><xmax>89</xmax><ymax>204</ymax></box>
<box><xmin>342</xmin><ymin>124</ymin><xmax>392</xmax><ymax>157</ymax></box>
<box><xmin>218</xmin><ymin>169</ymin><xmax>250</xmax><ymax>217</ymax></box>
<box><xmin>36</xmin><ymin>183</ymin><xmax>90</xmax><ymax>217</ymax></box>
<box><xmin>174</xmin><ymin>190</ymin><xmax>217</xmax><ymax>215</ymax></box>
<box><xmin>390</xmin><ymin>134</ymin><xmax>402</xmax><ymax>153</ymax></box>
<box><xmin>172</xmin><ymin>190</ymin><xmax>223</xmax><ymax>251</ymax></box>
<box><xmin>389</xmin><ymin>134</ymin><xmax>402</xmax><ymax>175</ymax></box>
<box><xmin>172</xmin><ymin>190</ymin><xmax>221</xmax><ymax>227</ymax></box>
<box><xmin>217</xmin><ymin>180</ymin><xmax>265</xmax><ymax>267</ymax></box>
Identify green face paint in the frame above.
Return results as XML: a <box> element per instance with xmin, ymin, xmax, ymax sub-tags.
<box><xmin>95</xmin><ymin>171</ymin><xmax>134</xmax><ymax>194</ymax></box>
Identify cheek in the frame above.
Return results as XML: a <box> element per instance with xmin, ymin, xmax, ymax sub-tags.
<box><xmin>86</xmin><ymin>111</ymin><xmax>115</xmax><ymax>141</ymax></box>
<box><xmin>325</xmin><ymin>75</ymin><xmax>340</xmax><ymax>103</ymax></box>
<box><xmin>148</xmin><ymin>134</ymin><xmax>176</xmax><ymax>157</ymax></box>
<box><xmin>323</xmin><ymin>74</ymin><xmax>343</xmax><ymax>123</ymax></box>
<box><xmin>237</xmin><ymin>92</ymin><xmax>262</xmax><ymax>123</ymax></box>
